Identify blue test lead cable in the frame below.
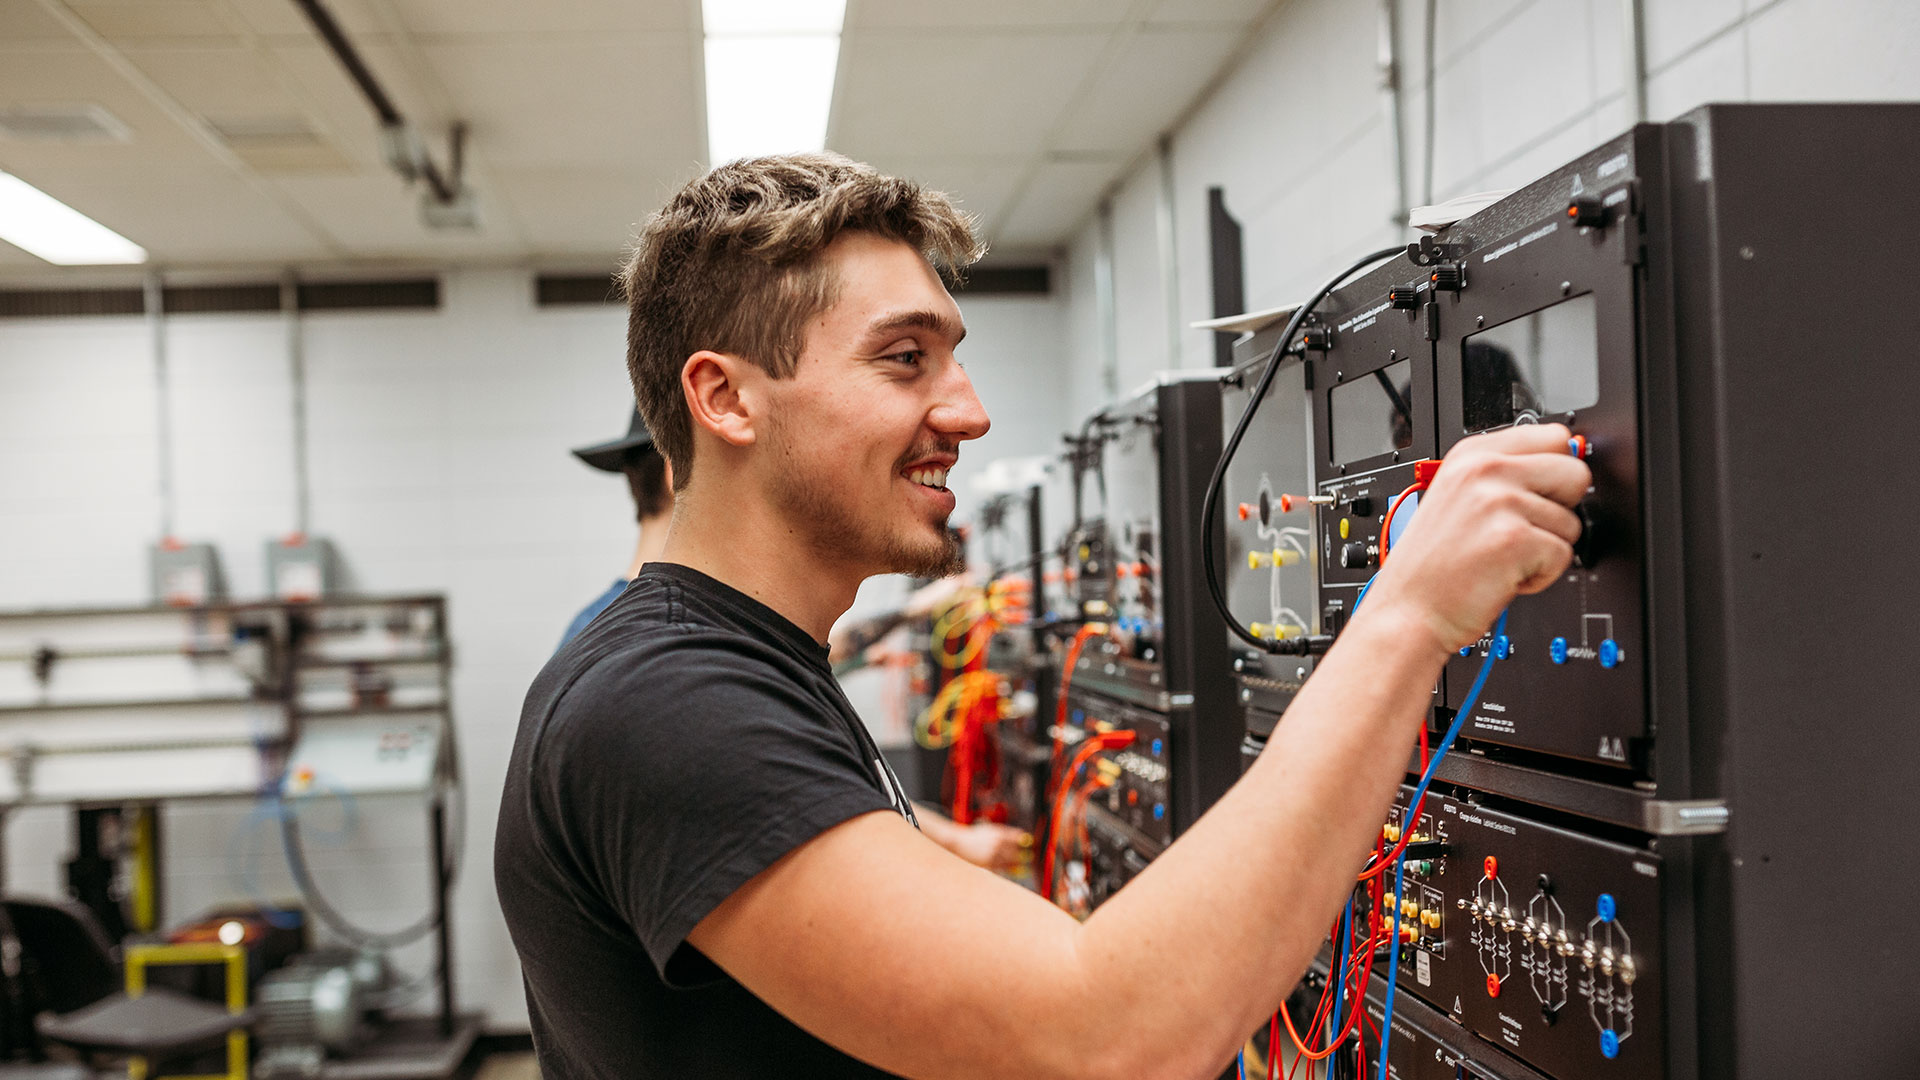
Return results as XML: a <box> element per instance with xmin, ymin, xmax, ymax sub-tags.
<box><xmin>1377</xmin><ymin>608</ymin><xmax>1508</xmax><ymax>1080</ymax></box>
<box><xmin>1327</xmin><ymin>897</ymin><xmax>1352</xmax><ymax>1047</ymax></box>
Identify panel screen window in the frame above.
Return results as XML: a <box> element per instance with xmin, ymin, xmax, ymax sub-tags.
<box><xmin>1328</xmin><ymin>358</ymin><xmax>1413</xmax><ymax>464</ymax></box>
<box><xmin>1462</xmin><ymin>293</ymin><xmax>1600</xmax><ymax>432</ymax></box>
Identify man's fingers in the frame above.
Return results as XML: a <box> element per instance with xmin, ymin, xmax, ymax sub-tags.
<box><xmin>1516</xmin><ymin>451</ymin><xmax>1592</xmax><ymax>508</ymax></box>
<box><xmin>1444</xmin><ymin>435</ymin><xmax>1590</xmax><ymax>507</ymax></box>
<box><xmin>1514</xmin><ymin>536</ymin><xmax>1576</xmax><ymax>595</ymax></box>
<box><xmin>1514</xmin><ymin>493</ymin><xmax>1585</xmax><ymax>547</ymax></box>
<box><xmin>1460</xmin><ymin>422</ymin><xmax>1575</xmax><ymax>457</ymax></box>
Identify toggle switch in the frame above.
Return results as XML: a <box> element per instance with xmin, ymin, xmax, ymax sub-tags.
<box><xmin>1566</xmin><ymin>195</ymin><xmax>1607</xmax><ymax>228</ymax></box>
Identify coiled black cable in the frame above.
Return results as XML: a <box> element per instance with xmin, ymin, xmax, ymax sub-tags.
<box><xmin>1200</xmin><ymin>245</ymin><xmax>1408</xmax><ymax>654</ymax></box>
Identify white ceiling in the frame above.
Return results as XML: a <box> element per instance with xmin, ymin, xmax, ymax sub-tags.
<box><xmin>0</xmin><ymin>0</ymin><xmax>1279</xmax><ymax>279</ymax></box>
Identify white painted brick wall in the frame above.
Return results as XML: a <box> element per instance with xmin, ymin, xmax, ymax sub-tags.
<box><xmin>1076</xmin><ymin>0</ymin><xmax>1920</xmax><ymax>393</ymax></box>
<box><xmin>0</xmin><ymin>266</ymin><xmax>1069</xmax><ymax>1032</ymax></box>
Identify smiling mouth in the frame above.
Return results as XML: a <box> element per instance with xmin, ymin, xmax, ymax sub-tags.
<box><xmin>905</xmin><ymin>465</ymin><xmax>950</xmax><ymax>490</ymax></box>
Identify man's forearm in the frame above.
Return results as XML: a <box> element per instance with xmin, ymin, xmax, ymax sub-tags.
<box><xmin>1066</xmin><ymin>600</ymin><xmax>1451</xmax><ymax>1077</ymax></box>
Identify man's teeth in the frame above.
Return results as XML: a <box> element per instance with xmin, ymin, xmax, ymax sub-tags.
<box><xmin>907</xmin><ymin>466</ymin><xmax>949</xmax><ymax>488</ymax></box>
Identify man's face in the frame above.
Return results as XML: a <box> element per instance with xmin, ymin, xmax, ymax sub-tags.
<box><xmin>757</xmin><ymin>231</ymin><xmax>990</xmax><ymax>579</ymax></box>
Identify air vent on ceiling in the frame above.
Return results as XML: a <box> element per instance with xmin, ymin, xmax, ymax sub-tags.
<box><xmin>207</xmin><ymin>114</ymin><xmax>350</xmax><ymax>174</ymax></box>
<box><xmin>0</xmin><ymin>104</ymin><xmax>131</xmax><ymax>143</ymax></box>
<box><xmin>536</xmin><ymin>274</ymin><xmax>620</xmax><ymax>307</ymax></box>
<box><xmin>950</xmin><ymin>265</ymin><xmax>1051</xmax><ymax>295</ymax></box>
<box><xmin>208</xmin><ymin>115</ymin><xmax>322</xmax><ymax>147</ymax></box>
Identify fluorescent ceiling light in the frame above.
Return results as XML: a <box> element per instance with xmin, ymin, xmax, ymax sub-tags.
<box><xmin>0</xmin><ymin>171</ymin><xmax>146</xmax><ymax>265</ymax></box>
<box><xmin>702</xmin><ymin>0</ymin><xmax>846</xmax><ymax>166</ymax></box>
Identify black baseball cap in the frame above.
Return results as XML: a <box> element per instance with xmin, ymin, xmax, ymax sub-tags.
<box><xmin>571</xmin><ymin>405</ymin><xmax>655</xmax><ymax>473</ymax></box>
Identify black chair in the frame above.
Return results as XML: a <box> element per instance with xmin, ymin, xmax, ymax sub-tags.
<box><xmin>0</xmin><ymin>898</ymin><xmax>250</xmax><ymax>1075</ymax></box>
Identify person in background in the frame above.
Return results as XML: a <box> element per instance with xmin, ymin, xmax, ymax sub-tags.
<box><xmin>559</xmin><ymin>406</ymin><xmax>673</xmax><ymax>648</ymax></box>
<box><xmin>828</xmin><ymin>567</ymin><xmax>1029</xmax><ymax>872</ymax></box>
<box><xmin>826</xmin><ymin>570</ymin><xmax>970</xmax><ymax>675</ymax></box>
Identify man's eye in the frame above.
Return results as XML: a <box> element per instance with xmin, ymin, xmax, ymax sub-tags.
<box><xmin>887</xmin><ymin>350</ymin><xmax>924</xmax><ymax>366</ymax></box>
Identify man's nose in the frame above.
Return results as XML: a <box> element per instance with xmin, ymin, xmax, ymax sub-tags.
<box><xmin>931</xmin><ymin>361</ymin><xmax>991</xmax><ymax>442</ymax></box>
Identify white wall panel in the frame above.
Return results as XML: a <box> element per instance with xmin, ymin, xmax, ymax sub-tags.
<box><xmin>1064</xmin><ymin>0</ymin><xmax>1918</xmax><ymax>420</ymax></box>
<box><xmin>0</xmin><ymin>316</ymin><xmax>159</xmax><ymax>607</ymax></box>
<box><xmin>0</xmin><ymin>265</ymin><xmax>1070</xmax><ymax>1033</ymax></box>
<box><xmin>1109</xmin><ymin>163</ymin><xmax>1170</xmax><ymax>396</ymax></box>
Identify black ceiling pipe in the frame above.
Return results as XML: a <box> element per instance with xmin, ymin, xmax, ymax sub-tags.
<box><xmin>289</xmin><ymin>0</ymin><xmax>457</xmax><ymax>204</ymax></box>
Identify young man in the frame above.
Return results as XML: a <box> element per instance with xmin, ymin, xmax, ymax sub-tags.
<box><xmin>496</xmin><ymin>154</ymin><xmax>1589</xmax><ymax>1079</ymax></box>
<box><xmin>559</xmin><ymin>404</ymin><xmax>1021</xmax><ymax>866</ymax></box>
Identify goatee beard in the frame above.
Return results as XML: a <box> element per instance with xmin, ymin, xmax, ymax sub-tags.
<box><xmin>893</xmin><ymin>528</ymin><xmax>965</xmax><ymax>579</ymax></box>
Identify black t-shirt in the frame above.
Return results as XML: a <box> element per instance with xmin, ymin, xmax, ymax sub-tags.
<box><xmin>495</xmin><ymin>562</ymin><xmax>917</xmax><ymax>1079</ymax></box>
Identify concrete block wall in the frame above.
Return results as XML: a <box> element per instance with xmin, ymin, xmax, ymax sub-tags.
<box><xmin>1062</xmin><ymin>0</ymin><xmax>1920</xmax><ymax>405</ymax></box>
<box><xmin>0</xmin><ymin>266</ymin><xmax>1067</xmax><ymax>1030</ymax></box>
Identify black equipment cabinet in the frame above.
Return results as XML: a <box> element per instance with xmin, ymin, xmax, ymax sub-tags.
<box><xmin>1429</xmin><ymin>206</ymin><xmax>1650</xmax><ymax>775</ymax></box>
<box><xmin>1233</xmin><ymin>103</ymin><xmax>1920</xmax><ymax>1079</ymax></box>
<box><xmin>1064</xmin><ymin>374</ymin><xmax>1237</xmax><ymax>838</ymax></box>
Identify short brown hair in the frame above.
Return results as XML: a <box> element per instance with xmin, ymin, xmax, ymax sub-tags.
<box><xmin>619</xmin><ymin>153</ymin><xmax>982</xmax><ymax>489</ymax></box>
<box><xmin>621</xmin><ymin>447</ymin><xmax>670</xmax><ymax>520</ymax></box>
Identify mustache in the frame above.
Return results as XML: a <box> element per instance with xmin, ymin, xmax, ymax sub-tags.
<box><xmin>896</xmin><ymin>441</ymin><xmax>960</xmax><ymax>468</ymax></box>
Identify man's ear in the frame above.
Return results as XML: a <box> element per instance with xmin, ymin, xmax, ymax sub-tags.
<box><xmin>682</xmin><ymin>350</ymin><xmax>759</xmax><ymax>449</ymax></box>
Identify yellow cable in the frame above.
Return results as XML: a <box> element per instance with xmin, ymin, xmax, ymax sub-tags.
<box><xmin>913</xmin><ymin>671</ymin><xmax>1002</xmax><ymax>748</ymax></box>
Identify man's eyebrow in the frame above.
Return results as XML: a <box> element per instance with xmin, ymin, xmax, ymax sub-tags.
<box><xmin>866</xmin><ymin>309</ymin><xmax>966</xmax><ymax>345</ymax></box>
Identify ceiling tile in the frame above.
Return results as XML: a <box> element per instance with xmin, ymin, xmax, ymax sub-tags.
<box><xmin>489</xmin><ymin>169</ymin><xmax>660</xmax><ymax>257</ymax></box>
<box><xmin>65</xmin><ymin>0</ymin><xmax>239</xmax><ymax>42</ymax></box>
<box><xmin>0</xmin><ymin>239</ymin><xmax>47</xmax><ymax>267</ymax></box>
<box><xmin>0</xmin><ymin>0</ymin><xmax>79</xmax><ymax>44</ymax></box>
<box><xmin>116</xmin><ymin>44</ymin><xmax>318</xmax><ymax>123</ymax></box>
<box><xmin>222</xmin><ymin>0</ymin><xmax>383</xmax><ymax>39</ymax></box>
<box><xmin>832</xmin><ymin>29</ymin><xmax>1106</xmax><ymax>159</ymax></box>
<box><xmin>856</xmin><ymin>156</ymin><xmax>1028</xmax><ymax>228</ymax></box>
<box><xmin>1052</xmin><ymin>26</ymin><xmax>1242</xmax><ymax>153</ymax></box>
<box><xmin>417</xmin><ymin>35</ymin><xmax>702</xmax><ymax>169</ymax></box>
<box><xmin>849</xmin><ymin>0</ymin><xmax>1133</xmax><ymax>29</ymax></box>
<box><xmin>19</xmin><ymin>159</ymin><xmax>332</xmax><ymax>261</ymax></box>
<box><xmin>271</xmin><ymin>171</ymin><xmax>519</xmax><ymax>258</ymax></box>
<box><xmin>1146</xmin><ymin>0</ymin><xmax>1273</xmax><ymax>27</ymax></box>
<box><xmin>994</xmin><ymin>156</ymin><xmax>1123</xmax><ymax>248</ymax></box>
<box><xmin>0</xmin><ymin>47</ymin><xmax>217</xmax><ymax>159</ymax></box>
<box><xmin>265</xmin><ymin>42</ymin><xmax>406</xmax><ymax>166</ymax></box>
<box><xmin>389</xmin><ymin>0</ymin><xmax>694</xmax><ymax>37</ymax></box>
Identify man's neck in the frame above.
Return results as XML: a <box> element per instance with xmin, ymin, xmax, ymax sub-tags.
<box><xmin>657</xmin><ymin>492</ymin><xmax>863</xmax><ymax>644</ymax></box>
<box><xmin>623</xmin><ymin>514</ymin><xmax>672</xmax><ymax>581</ymax></box>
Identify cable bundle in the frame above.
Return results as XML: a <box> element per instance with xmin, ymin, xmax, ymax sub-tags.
<box><xmin>1039</xmin><ymin>727</ymin><xmax>1135</xmax><ymax>907</ymax></box>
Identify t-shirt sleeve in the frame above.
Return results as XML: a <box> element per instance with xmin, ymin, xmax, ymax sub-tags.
<box><xmin>533</xmin><ymin>634</ymin><xmax>897</xmax><ymax>985</ymax></box>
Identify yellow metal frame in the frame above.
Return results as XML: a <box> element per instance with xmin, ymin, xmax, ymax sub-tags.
<box><xmin>122</xmin><ymin>942</ymin><xmax>248</xmax><ymax>1080</ymax></box>
<box><xmin>130</xmin><ymin>807</ymin><xmax>158</xmax><ymax>934</ymax></box>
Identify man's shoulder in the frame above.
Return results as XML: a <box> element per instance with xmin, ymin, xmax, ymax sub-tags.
<box><xmin>541</xmin><ymin>594</ymin><xmax>824</xmax><ymax>737</ymax></box>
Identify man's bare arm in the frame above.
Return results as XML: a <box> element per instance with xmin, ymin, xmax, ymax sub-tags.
<box><xmin>690</xmin><ymin>424</ymin><xmax>1590</xmax><ymax>1080</ymax></box>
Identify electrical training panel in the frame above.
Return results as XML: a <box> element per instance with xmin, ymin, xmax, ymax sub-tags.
<box><xmin>1218</xmin><ymin>358</ymin><xmax>1322</xmax><ymax>740</ymax></box>
<box><xmin>1048</xmin><ymin>374</ymin><xmax>1236</xmax><ymax>913</ymax></box>
<box><xmin>1226</xmin><ymin>103</ymin><xmax>1920</xmax><ymax>1078</ymax></box>
<box><xmin>974</xmin><ymin>482</ymin><xmax>1058</xmax><ymax>838</ymax></box>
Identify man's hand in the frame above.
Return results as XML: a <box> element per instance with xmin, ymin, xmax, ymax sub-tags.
<box><xmin>916</xmin><ymin>809</ymin><xmax>1031</xmax><ymax>872</ymax></box>
<box><xmin>944</xmin><ymin>821</ymin><xmax>1030</xmax><ymax>873</ymax></box>
<box><xmin>1361</xmin><ymin>423</ymin><xmax>1591</xmax><ymax>653</ymax></box>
